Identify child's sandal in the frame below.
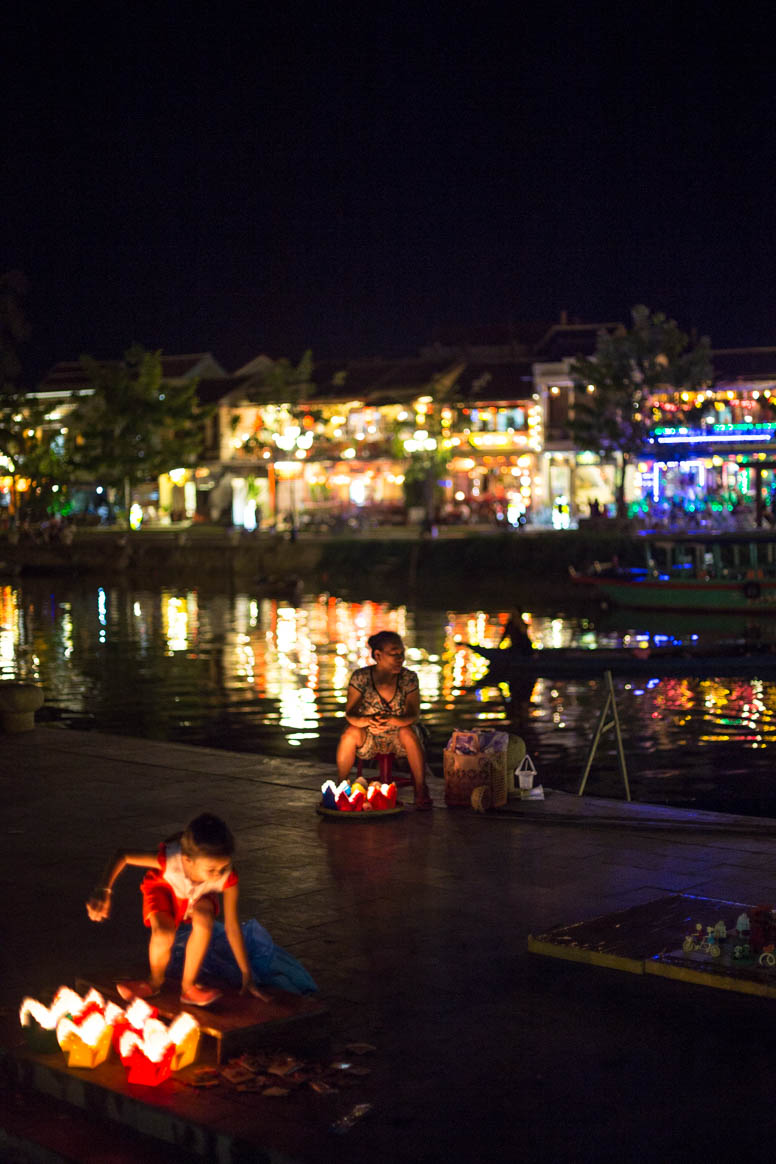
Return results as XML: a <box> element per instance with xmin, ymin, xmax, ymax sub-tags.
<box><xmin>116</xmin><ymin>980</ymin><xmax>161</xmax><ymax>1001</ymax></box>
<box><xmin>180</xmin><ymin>984</ymin><xmax>222</xmax><ymax>1007</ymax></box>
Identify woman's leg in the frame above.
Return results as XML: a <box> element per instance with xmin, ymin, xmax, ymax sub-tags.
<box><xmin>181</xmin><ymin>899</ymin><xmax>216</xmax><ymax>994</ymax></box>
<box><xmin>399</xmin><ymin>726</ymin><xmax>432</xmax><ymax>805</ymax></box>
<box><xmin>147</xmin><ymin>910</ymin><xmax>176</xmax><ymax>989</ymax></box>
<box><xmin>336</xmin><ymin>724</ymin><xmax>367</xmax><ymax>780</ymax></box>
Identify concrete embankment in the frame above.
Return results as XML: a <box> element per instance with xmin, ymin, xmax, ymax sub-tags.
<box><xmin>5</xmin><ymin>727</ymin><xmax>776</xmax><ymax>1163</ymax></box>
<box><xmin>0</xmin><ymin>525</ymin><xmax>641</xmax><ymax>601</ymax></box>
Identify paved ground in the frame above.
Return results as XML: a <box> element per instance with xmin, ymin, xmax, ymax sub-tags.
<box><xmin>4</xmin><ymin>726</ymin><xmax>776</xmax><ymax>1162</ymax></box>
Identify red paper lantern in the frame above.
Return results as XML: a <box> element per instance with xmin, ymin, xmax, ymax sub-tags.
<box><xmin>367</xmin><ymin>781</ymin><xmax>397</xmax><ymax>810</ymax></box>
<box><xmin>123</xmin><ymin>1042</ymin><xmax>176</xmax><ymax>1086</ymax></box>
<box><xmin>118</xmin><ymin>1010</ymin><xmax>200</xmax><ymax>1085</ymax></box>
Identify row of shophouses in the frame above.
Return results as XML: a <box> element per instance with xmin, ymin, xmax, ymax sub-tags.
<box><xmin>24</xmin><ymin>318</ymin><xmax>776</xmax><ymax>530</ymax></box>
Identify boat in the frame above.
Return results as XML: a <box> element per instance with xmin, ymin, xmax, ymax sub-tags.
<box><xmin>570</xmin><ymin>532</ymin><xmax>776</xmax><ymax>614</ymax></box>
<box><xmin>466</xmin><ymin>641</ymin><xmax>776</xmax><ymax>680</ymax></box>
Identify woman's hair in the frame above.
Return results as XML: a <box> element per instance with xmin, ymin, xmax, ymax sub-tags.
<box><xmin>367</xmin><ymin>630</ymin><xmax>403</xmax><ymax>655</ymax></box>
<box><xmin>180</xmin><ymin>813</ymin><xmax>235</xmax><ymax>859</ymax></box>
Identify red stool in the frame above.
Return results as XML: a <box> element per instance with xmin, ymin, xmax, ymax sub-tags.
<box><xmin>356</xmin><ymin>753</ymin><xmax>393</xmax><ymax>783</ymax></box>
<box><xmin>355</xmin><ymin>753</ymin><xmax>412</xmax><ymax>787</ymax></box>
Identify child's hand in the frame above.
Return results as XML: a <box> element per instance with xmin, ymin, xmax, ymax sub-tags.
<box><xmin>86</xmin><ymin>887</ymin><xmax>112</xmax><ymax>921</ymax></box>
<box><xmin>241</xmin><ymin>979</ymin><xmax>271</xmax><ymax>1002</ymax></box>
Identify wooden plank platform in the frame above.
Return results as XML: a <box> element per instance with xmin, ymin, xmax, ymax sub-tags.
<box><xmin>76</xmin><ymin>975</ymin><xmax>329</xmax><ymax>1063</ymax></box>
<box><xmin>527</xmin><ymin>894</ymin><xmax>706</xmax><ymax>973</ymax></box>
<box><xmin>527</xmin><ymin>893</ymin><xmax>776</xmax><ymax>999</ymax></box>
<box><xmin>647</xmin><ymin>937</ymin><xmax>776</xmax><ymax>998</ymax></box>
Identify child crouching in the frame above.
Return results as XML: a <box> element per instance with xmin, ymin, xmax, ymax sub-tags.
<box><xmin>86</xmin><ymin>812</ymin><xmax>268</xmax><ymax>1007</ymax></box>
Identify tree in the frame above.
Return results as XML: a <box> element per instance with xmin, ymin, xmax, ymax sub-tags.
<box><xmin>569</xmin><ymin>305</ymin><xmax>713</xmax><ymax>517</ymax></box>
<box><xmin>67</xmin><ymin>344</ymin><xmax>206</xmax><ymax>524</ymax></box>
<box><xmin>401</xmin><ymin>446</ymin><xmax>448</xmax><ymax>517</ymax></box>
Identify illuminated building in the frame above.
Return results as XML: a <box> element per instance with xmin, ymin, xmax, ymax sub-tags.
<box><xmin>26</xmin><ymin>331</ymin><xmax>776</xmax><ymax>532</ymax></box>
<box><xmin>638</xmin><ymin>348</ymin><xmax>776</xmax><ymax>526</ymax></box>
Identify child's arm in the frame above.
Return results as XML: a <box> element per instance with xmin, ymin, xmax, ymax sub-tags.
<box><xmin>222</xmin><ymin>883</ymin><xmax>270</xmax><ymax>1000</ymax></box>
<box><xmin>86</xmin><ymin>850</ymin><xmax>160</xmax><ymax>922</ymax></box>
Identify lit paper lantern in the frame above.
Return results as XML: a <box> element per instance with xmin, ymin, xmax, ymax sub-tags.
<box><xmin>347</xmin><ymin>786</ymin><xmax>365</xmax><ymax>811</ymax></box>
<box><xmin>168</xmin><ymin>1012</ymin><xmax>201</xmax><ymax>1070</ymax></box>
<box><xmin>20</xmin><ymin>987</ymin><xmax>84</xmax><ymax>1029</ymax></box>
<box><xmin>321</xmin><ymin>779</ymin><xmax>349</xmax><ymax>809</ymax></box>
<box><xmin>19</xmin><ymin>986</ymin><xmax>198</xmax><ymax>1081</ymax></box>
<box><xmin>20</xmin><ymin>986</ymin><xmax>104</xmax><ymax>1053</ymax></box>
<box><xmin>111</xmin><ymin>995</ymin><xmax>157</xmax><ymax>1054</ymax></box>
<box><xmin>367</xmin><ymin>782</ymin><xmax>397</xmax><ymax>810</ymax></box>
<box><xmin>56</xmin><ymin>1011</ymin><xmax>114</xmax><ymax>1068</ymax></box>
<box><xmin>335</xmin><ymin>786</ymin><xmax>354</xmax><ymax>811</ymax></box>
<box><xmin>321</xmin><ymin>778</ymin><xmax>397</xmax><ymax>813</ymax></box>
<box><xmin>118</xmin><ymin>1011</ymin><xmax>201</xmax><ymax>1085</ymax></box>
<box><xmin>120</xmin><ymin>1035</ymin><xmax>176</xmax><ymax>1086</ymax></box>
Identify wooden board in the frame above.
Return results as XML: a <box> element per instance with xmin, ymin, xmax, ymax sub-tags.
<box><xmin>76</xmin><ymin>976</ymin><xmax>329</xmax><ymax>1063</ymax></box>
<box><xmin>527</xmin><ymin>894</ymin><xmax>755</xmax><ymax>981</ymax></box>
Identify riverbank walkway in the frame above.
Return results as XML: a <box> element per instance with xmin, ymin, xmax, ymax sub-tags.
<box><xmin>4</xmin><ymin>726</ymin><xmax>776</xmax><ymax>1162</ymax></box>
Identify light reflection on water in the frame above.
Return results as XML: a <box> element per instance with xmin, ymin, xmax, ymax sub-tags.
<box><xmin>4</xmin><ymin>579</ymin><xmax>776</xmax><ymax>814</ymax></box>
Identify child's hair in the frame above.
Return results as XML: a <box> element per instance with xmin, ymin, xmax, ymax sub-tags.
<box><xmin>180</xmin><ymin>813</ymin><xmax>235</xmax><ymax>859</ymax></box>
<box><xmin>368</xmin><ymin>630</ymin><xmax>403</xmax><ymax>654</ymax></box>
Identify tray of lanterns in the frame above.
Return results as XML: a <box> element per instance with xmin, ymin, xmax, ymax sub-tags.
<box><xmin>317</xmin><ymin>778</ymin><xmax>404</xmax><ymax>818</ymax></box>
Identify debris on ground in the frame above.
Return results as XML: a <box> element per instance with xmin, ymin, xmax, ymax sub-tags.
<box><xmin>330</xmin><ymin>1103</ymin><xmax>373</xmax><ymax>1134</ymax></box>
<box><xmin>184</xmin><ymin>1042</ymin><xmax>380</xmax><ymax>1101</ymax></box>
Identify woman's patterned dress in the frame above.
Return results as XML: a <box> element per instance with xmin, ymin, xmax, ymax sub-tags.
<box><xmin>347</xmin><ymin>665</ymin><xmax>420</xmax><ymax>759</ymax></box>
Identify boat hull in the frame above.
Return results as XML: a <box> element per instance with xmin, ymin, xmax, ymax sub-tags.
<box><xmin>468</xmin><ymin>643</ymin><xmax>776</xmax><ymax>679</ymax></box>
<box><xmin>572</xmin><ymin>574</ymin><xmax>776</xmax><ymax>614</ymax></box>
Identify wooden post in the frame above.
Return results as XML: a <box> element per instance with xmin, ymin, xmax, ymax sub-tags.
<box><xmin>577</xmin><ymin>669</ymin><xmax>631</xmax><ymax>801</ymax></box>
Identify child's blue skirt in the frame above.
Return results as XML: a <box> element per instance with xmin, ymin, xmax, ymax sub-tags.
<box><xmin>168</xmin><ymin>919</ymin><xmax>318</xmax><ymax>995</ymax></box>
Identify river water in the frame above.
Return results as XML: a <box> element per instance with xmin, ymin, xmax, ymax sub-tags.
<box><xmin>5</xmin><ymin>576</ymin><xmax>776</xmax><ymax>816</ymax></box>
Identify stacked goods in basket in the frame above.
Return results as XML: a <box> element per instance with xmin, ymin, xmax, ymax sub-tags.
<box><xmin>320</xmin><ymin>779</ymin><xmax>398</xmax><ymax>812</ymax></box>
<box><xmin>443</xmin><ymin>729</ymin><xmax>522</xmax><ymax>808</ymax></box>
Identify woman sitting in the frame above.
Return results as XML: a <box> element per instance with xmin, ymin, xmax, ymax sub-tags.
<box><xmin>336</xmin><ymin>630</ymin><xmax>433</xmax><ymax>810</ymax></box>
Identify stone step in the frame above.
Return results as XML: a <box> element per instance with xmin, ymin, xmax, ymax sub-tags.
<box><xmin>0</xmin><ymin>1082</ymin><xmax>197</xmax><ymax>1164</ymax></box>
<box><xmin>4</xmin><ymin>983</ymin><xmax>332</xmax><ymax>1163</ymax></box>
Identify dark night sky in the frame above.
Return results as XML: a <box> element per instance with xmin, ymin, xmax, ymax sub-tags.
<box><xmin>4</xmin><ymin>3</ymin><xmax>776</xmax><ymax>383</ymax></box>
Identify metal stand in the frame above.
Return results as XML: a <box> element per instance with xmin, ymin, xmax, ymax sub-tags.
<box><xmin>577</xmin><ymin>669</ymin><xmax>631</xmax><ymax>801</ymax></box>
